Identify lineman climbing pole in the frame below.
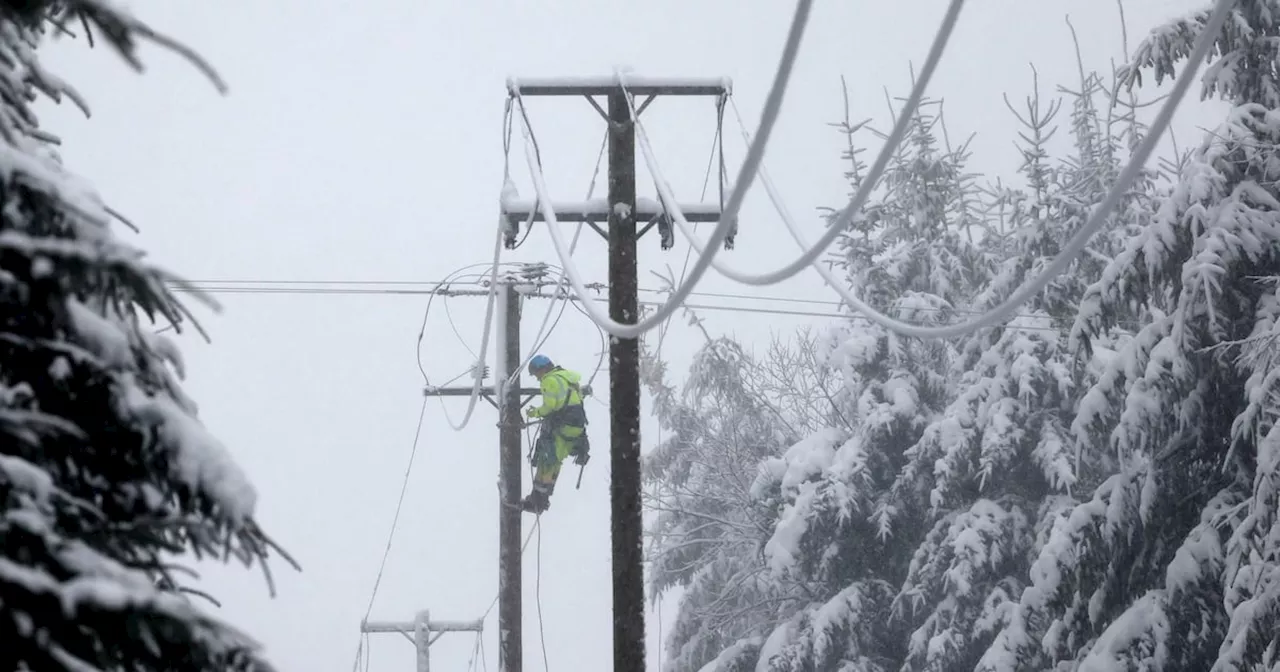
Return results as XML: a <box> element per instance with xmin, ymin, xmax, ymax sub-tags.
<box><xmin>422</xmin><ymin>275</ymin><xmax>593</xmax><ymax>672</ymax></box>
<box><xmin>500</xmin><ymin>75</ymin><xmax>730</xmax><ymax>672</ymax></box>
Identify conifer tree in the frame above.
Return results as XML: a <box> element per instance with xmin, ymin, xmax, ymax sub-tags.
<box><xmin>0</xmin><ymin>4</ymin><xmax>291</xmax><ymax>670</ymax></box>
<box><xmin>731</xmin><ymin>93</ymin><xmax>989</xmax><ymax>672</ymax></box>
<box><xmin>885</xmin><ymin>40</ymin><xmax>1169</xmax><ymax>668</ymax></box>
<box><xmin>981</xmin><ymin>2</ymin><xmax>1280</xmax><ymax>668</ymax></box>
<box><xmin>640</xmin><ymin>304</ymin><xmax>829</xmax><ymax>672</ymax></box>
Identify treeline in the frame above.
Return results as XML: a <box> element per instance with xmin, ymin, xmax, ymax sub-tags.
<box><xmin>642</xmin><ymin>3</ymin><xmax>1280</xmax><ymax>670</ymax></box>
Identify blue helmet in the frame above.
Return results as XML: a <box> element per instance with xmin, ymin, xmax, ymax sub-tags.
<box><xmin>528</xmin><ymin>354</ymin><xmax>553</xmax><ymax>374</ymax></box>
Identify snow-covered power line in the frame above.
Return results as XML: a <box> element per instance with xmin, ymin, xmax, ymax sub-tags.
<box><xmin>510</xmin><ymin>0</ymin><xmax>812</xmax><ymax>340</ymax></box>
<box><xmin>629</xmin><ymin>0</ymin><xmax>963</xmax><ymax>294</ymax></box>
<box><xmin>714</xmin><ymin>0</ymin><xmax>1232</xmax><ymax>340</ymax></box>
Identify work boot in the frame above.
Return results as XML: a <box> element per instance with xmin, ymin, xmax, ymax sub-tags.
<box><xmin>520</xmin><ymin>489</ymin><xmax>550</xmax><ymax>514</ymax></box>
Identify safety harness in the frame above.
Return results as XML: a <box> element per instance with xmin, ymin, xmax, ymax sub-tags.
<box><xmin>532</xmin><ymin>367</ymin><xmax>590</xmax><ymax>488</ymax></box>
<box><xmin>541</xmin><ymin>368</ymin><xmax>587</xmax><ymax>429</ymax></box>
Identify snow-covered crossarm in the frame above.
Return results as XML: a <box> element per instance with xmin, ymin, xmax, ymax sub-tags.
<box><xmin>501</xmin><ymin>197</ymin><xmax>722</xmax><ymax>223</ymax></box>
<box><xmin>361</xmin><ymin>610</ymin><xmax>483</xmax><ymax>672</ymax></box>
<box><xmin>507</xmin><ymin>75</ymin><xmax>731</xmax><ymax>97</ymax></box>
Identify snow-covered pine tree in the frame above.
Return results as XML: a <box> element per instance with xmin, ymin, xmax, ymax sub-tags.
<box><xmin>640</xmin><ymin>305</ymin><xmax>832</xmax><ymax>672</ymax></box>
<box><xmin>980</xmin><ymin>2</ymin><xmax>1280</xmax><ymax>669</ymax></box>
<box><xmin>885</xmin><ymin>32</ymin><xmax>1171</xmax><ymax>669</ymax></box>
<box><xmin>0</xmin><ymin>5</ymin><xmax>290</xmax><ymax>671</ymax></box>
<box><xmin>723</xmin><ymin>93</ymin><xmax>991</xmax><ymax>672</ymax></box>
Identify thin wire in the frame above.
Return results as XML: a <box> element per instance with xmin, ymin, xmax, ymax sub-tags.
<box><xmin>195</xmin><ymin>278</ymin><xmax>485</xmax><ymax>286</ymax></box>
<box><xmin>467</xmin><ymin>631</ymin><xmax>482</xmax><ymax>672</ymax></box>
<box><xmin>349</xmin><ymin>396</ymin><xmax>429</xmax><ymax>672</ymax></box>
<box><xmin>535</xmin><ymin>517</ymin><xmax>550</xmax><ymax>672</ymax></box>
<box><xmin>562</xmin><ymin>291</ymin><xmax>610</xmax><ymax>386</ymax></box>
<box><xmin>172</xmin><ymin>281</ymin><xmax>1087</xmax><ymax>334</ymax></box>
<box><xmin>414</xmin><ymin>262</ymin><xmax>508</xmax><ymax>384</ymax></box>
<box><xmin>479</xmin><ymin>523</ymin><xmax>541</xmax><ymax>622</ymax></box>
<box><xmin>510</xmin><ymin>0</ymin><xmax>811</xmax><ymax>340</ymax></box>
<box><xmin>442</xmin><ymin>294</ymin><xmax>480</xmax><ymax>360</ymax></box>
<box><xmin>657</xmin><ymin>592</ymin><xmax>664</xmax><ymax>672</ymax></box>
<box><xmin>175</xmin><ymin>279</ymin><xmax>1133</xmax><ymax>326</ymax></box>
<box><xmin>415</xmin><ymin>262</ymin><xmax>516</xmax><ymax>429</ymax></box>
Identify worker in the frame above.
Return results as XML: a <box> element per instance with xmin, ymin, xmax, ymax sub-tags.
<box><xmin>521</xmin><ymin>354</ymin><xmax>589</xmax><ymax>513</ymax></box>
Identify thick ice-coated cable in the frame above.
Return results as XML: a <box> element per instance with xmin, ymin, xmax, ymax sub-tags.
<box><xmin>511</xmin><ymin>0</ymin><xmax>812</xmax><ymax>339</ymax></box>
<box><xmin>717</xmin><ymin>0</ymin><xmax>1232</xmax><ymax>339</ymax></box>
<box><xmin>627</xmin><ymin>0</ymin><xmax>965</xmax><ymax>289</ymax></box>
<box><xmin>439</xmin><ymin>219</ymin><xmax>506</xmax><ymax>430</ymax></box>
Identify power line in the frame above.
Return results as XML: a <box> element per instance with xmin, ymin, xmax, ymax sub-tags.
<box><xmin>168</xmin><ymin>280</ymin><xmax>1116</xmax><ymax>334</ymax></box>
<box><xmin>180</xmin><ymin>278</ymin><xmax>852</xmax><ymax>307</ymax></box>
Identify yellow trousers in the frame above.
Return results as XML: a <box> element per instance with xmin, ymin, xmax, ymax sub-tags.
<box><xmin>532</xmin><ymin>424</ymin><xmax>585</xmax><ymax>493</ymax></box>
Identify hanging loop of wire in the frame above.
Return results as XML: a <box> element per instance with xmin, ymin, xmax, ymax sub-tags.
<box><xmin>710</xmin><ymin>0</ymin><xmax>1232</xmax><ymax>340</ymax></box>
<box><xmin>628</xmin><ymin>0</ymin><xmax>962</xmax><ymax>291</ymax></box>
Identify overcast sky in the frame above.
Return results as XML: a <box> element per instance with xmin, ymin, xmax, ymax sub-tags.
<box><xmin>36</xmin><ymin>0</ymin><xmax>1222</xmax><ymax>670</ymax></box>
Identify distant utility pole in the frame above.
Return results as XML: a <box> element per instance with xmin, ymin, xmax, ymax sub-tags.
<box><xmin>422</xmin><ymin>276</ymin><xmax>593</xmax><ymax>672</ymax></box>
<box><xmin>361</xmin><ymin>610</ymin><xmax>483</xmax><ymax>672</ymax></box>
<box><xmin>500</xmin><ymin>74</ymin><xmax>730</xmax><ymax>672</ymax></box>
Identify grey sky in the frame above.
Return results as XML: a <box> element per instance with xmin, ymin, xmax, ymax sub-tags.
<box><xmin>37</xmin><ymin>0</ymin><xmax>1220</xmax><ymax>669</ymax></box>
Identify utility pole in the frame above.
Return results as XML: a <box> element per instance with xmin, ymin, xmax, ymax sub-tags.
<box><xmin>361</xmin><ymin>610</ymin><xmax>484</xmax><ymax>672</ymax></box>
<box><xmin>496</xmin><ymin>281</ymin><xmax>523</xmax><ymax>672</ymax></box>
<box><xmin>421</xmin><ymin>275</ymin><xmax>593</xmax><ymax>672</ymax></box>
<box><xmin>500</xmin><ymin>74</ymin><xmax>731</xmax><ymax>672</ymax></box>
<box><xmin>605</xmin><ymin>90</ymin><xmax>646</xmax><ymax>671</ymax></box>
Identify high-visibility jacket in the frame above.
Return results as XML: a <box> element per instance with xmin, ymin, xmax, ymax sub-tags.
<box><xmin>529</xmin><ymin>367</ymin><xmax>586</xmax><ymax>426</ymax></box>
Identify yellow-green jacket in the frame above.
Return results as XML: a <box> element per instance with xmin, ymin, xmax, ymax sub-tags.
<box><xmin>528</xmin><ymin>367</ymin><xmax>585</xmax><ymax>423</ymax></box>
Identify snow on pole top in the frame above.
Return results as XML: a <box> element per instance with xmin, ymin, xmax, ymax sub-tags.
<box><xmin>499</xmin><ymin>196</ymin><xmax>722</xmax><ymax>223</ymax></box>
<box><xmin>506</xmin><ymin>74</ymin><xmax>732</xmax><ymax>97</ymax></box>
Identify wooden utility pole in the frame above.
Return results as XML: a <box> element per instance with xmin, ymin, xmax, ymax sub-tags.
<box><xmin>605</xmin><ymin>90</ymin><xmax>646</xmax><ymax>670</ymax></box>
<box><xmin>501</xmin><ymin>74</ymin><xmax>731</xmax><ymax>672</ymax></box>
<box><xmin>496</xmin><ymin>281</ymin><xmax>523</xmax><ymax>672</ymax></box>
